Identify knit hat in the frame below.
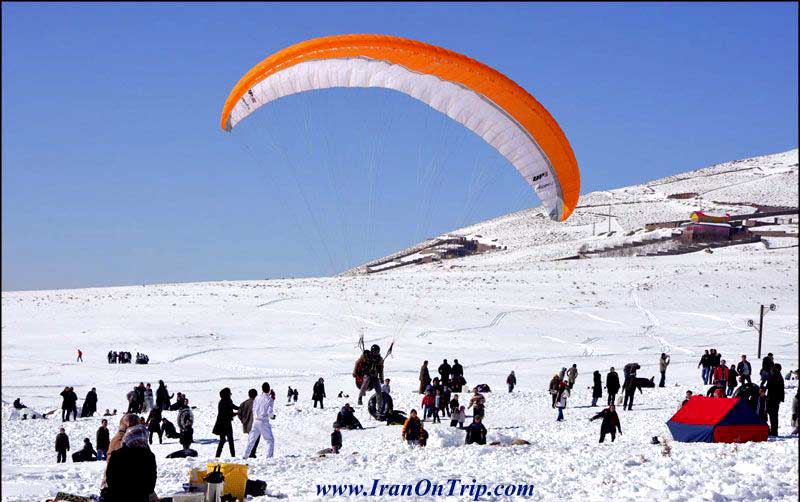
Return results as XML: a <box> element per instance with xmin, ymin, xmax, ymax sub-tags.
<box><xmin>122</xmin><ymin>424</ymin><xmax>149</xmax><ymax>449</ymax></box>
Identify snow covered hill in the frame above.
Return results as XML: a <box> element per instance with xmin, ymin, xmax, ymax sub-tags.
<box><xmin>2</xmin><ymin>150</ymin><xmax>798</xmax><ymax>501</ymax></box>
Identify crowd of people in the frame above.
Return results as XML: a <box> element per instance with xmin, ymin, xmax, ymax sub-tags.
<box><xmin>31</xmin><ymin>343</ymin><xmax>797</xmax><ymax>502</ymax></box>
<box><xmin>106</xmin><ymin>351</ymin><xmax>149</xmax><ymax>364</ymax></box>
<box><xmin>693</xmin><ymin>351</ymin><xmax>791</xmax><ymax>437</ymax></box>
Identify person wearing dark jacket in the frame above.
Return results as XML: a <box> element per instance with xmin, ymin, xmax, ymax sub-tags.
<box><xmin>622</xmin><ymin>376</ymin><xmax>642</xmax><ymax>411</ymax></box>
<box><xmin>155</xmin><ymin>380</ymin><xmax>173</xmax><ymax>411</ymax></box>
<box><xmin>419</xmin><ymin>361</ymin><xmax>431</xmax><ymax>394</ymax></box>
<box><xmin>60</xmin><ymin>387</ymin><xmax>75</xmax><ymax>422</ymax></box>
<box><xmin>103</xmin><ymin>425</ymin><xmax>157</xmax><ymax>502</ymax></box>
<box><xmin>213</xmin><ymin>387</ymin><xmax>239</xmax><ymax>457</ymax></box>
<box><xmin>331</xmin><ymin>426</ymin><xmax>342</xmax><ymax>454</ymax></box>
<box><xmin>737</xmin><ymin>355</ymin><xmax>752</xmax><ymax>384</ymax></box>
<box><xmin>548</xmin><ymin>375</ymin><xmax>562</xmax><ymax>408</ymax></box>
<box><xmin>13</xmin><ymin>398</ymin><xmax>27</xmax><ymax>410</ymax></box>
<box><xmin>506</xmin><ymin>371</ymin><xmax>517</xmax><ymax>393</ymax></box>
<box><xmin>81</xmin><ymin>388</ymin><xmax>98</xmax><ymax>418</ymax></box>
<box><xmin>465</xmin><ymin>416</ymin><xmax>487</xmax><ymax>445</ymax></box>
<box><xmin>726</xmin><ymin>365</ymin><xmax>738</xmax><ymax>397</ymax></box>
<box><xmin>134</xmin><ymin>383</ymin><xmax>146</xmax><ymax>413</ymax></box>
<box><xmin>313</xmin><ymin>378</ymin><xmax>326</xmax><ymax>409</ymax></box>
<box><xmin>72</xmin><ymin>438</ymin><xmax>97</xmax><ymax>462</ymax></box>
<box><xmin>161</xmin><ymin>418</ymin><xmax>180</xmax><ymax>439</ymax></box>
<box><xmin>591</xmin><ymin>371</ymin><xmax>602</xmax><ymax>407</ymax></box>
<box><xmin>438</xmin><ymin>360</ymin><xmax>452</xmax><ymax>386</ymax></box>
<box><xmin>55</xmin><ymin>427</ymin><xmax>70</xmax><ymax>463</ymax></box>
<box><xmin>238</xmin><ymin>389</ymin><xmax>259</xmax><ymax>458</ymax></box>
<box><xmin>146</xmin><ymin>407</ymin><xmax>163</xmax><ymax>445</ymax></box>
<box><xmin>451</xmin><ymin>359</ymin><xmax>465</xmax><ymax>392</ymax></box>
<box><xmin>766</xmin><ymin>364</ymin><xmax>785</xmax><ymax>436</ymax></box>
<box><xmin>590</xmin><ymin>405</ymin><xmax>622</xmax><ymax>442</ymax></box>
<box><xmin>96</xmin><ymin>419</ymin><xmax>110</xmax><ymax>461</ymax></box>
<box><xmin>698</xmin><ymin>350</ymin><xmax>711</xmax><ymax>385</ymax></box>
<box><xmin>760</xmin><ymin>353</ymin><xmax>774</xmax><ymax>386</ymax></box>
<box><xmin>756</xmin><ymin>387</ymin><xmax>769</xmax><ymax>422</ymax></box>
<box><xmin>606</xmin><ymin>368</ymin><xmax>620</xmax><ymax>406</ymax></box>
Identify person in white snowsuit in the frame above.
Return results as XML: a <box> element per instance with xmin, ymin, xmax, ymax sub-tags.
<box><xmin>244</xmin><ymin>382</ymin><xmax>275</xmax><ymax>459</ymax></box>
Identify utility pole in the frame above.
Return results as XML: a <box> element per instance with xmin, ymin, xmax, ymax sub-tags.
<box><xmin>747</xmin><ymin>304</ymin><xmax>777</xmax><ymax>359</ymax></box>
<box><xmin>608</xmin><ymin>204</ymin><xmax>612</xmax><ymax>234</ymax></box>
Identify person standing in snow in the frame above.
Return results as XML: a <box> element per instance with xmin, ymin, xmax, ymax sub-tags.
<box><xmin>331</xmin><ymin>425</ymin><xmax>342</xmax><ymax>454</ymax></box>
<box><xmin>419</xmin><ymin>361</ymin><xmax>431</xmax><ymax>394</ymax></box>
<box><xmin>313</xmin><ymin>378</ymin><xmax>326</xmax><ymax>409</ymax></box>
<box><xmin>244</xmin><ymin>382</ymin><xmax>276</xmax><ymax>458</ymax></box>
<box><xmin>713</xmin><ymin>360</ymin><xmax>729</xmax><ymax>391</ymax></box>
<box><xmin>465</xmin><ymin>416</ymin><xmax>487</xmax><ymax>445</ymax></box>
<box><xmin>381</xmin><ymin>378</ymin><xmax>391</xmax><ymax>396</ymax></box>
<box><xmin>622</xmin><ymin>375</ymin><xmax>642</xmax><ymax>411</ymax></box>
<box><xmin>790</xmin><ymin>388</ymin><xmax>799</xmax><ymax>436</ymax></box>
<box><xmin>77</xmin><ymin>349</ymin><xmax>83</xmax><ymax>362</ymax></box>
<box><xmin>155</xmin><ymin>380</ymin><xmax>173</xmax><ymax>411</ymax></box>
<box><xmin>590</xmin><ymin>404</ymin><xmax>622</xmax><ymax>443</ymax></box>
<box><xmin>566</xmin><ymin>364</ymin><xmax>578</xmax><ymax>390</ymax></box>
<box><xmin>766</xmin><ymin>363</ymin><xmax>785</xmax><ymax>436</ymax></box>
<box><xmin>506</xmin><ymin>371</ymin><xmax>517</xmax><ymax>393</ymax></box>
<box><xmin>468</xmin><ymin>389</ymin><xmax>485</xmax><ymax>420</ymax></box>
<box><xmin>432</xmin><ymin>390</ymin><xmax>442</xmax><ymax>423</ymax></box>
<box><xmin>591</xmin><ymin>371</ymin><xmax>602</xmax><ymax>407</ymax></box>
<box><xmin>177</xmin><ymin>401</ymin><xmax>194</xmax><ymax>451</ymax></box>
<box><xmin>549</xmin><ymin>374</ymin><xmax>562</xmax><ymax>408</ymax></box>
<box><xmin>736</xmin><ymin>355</ymin><xmax>752</xmax><ymax>384</ymax></box>
<box><xmin>556</xmin><ymin>382</ymin><xmax>569</xmax><ymax>421</ymax></box>
<box><xmin>293</xmin><ymin>388</ymin><xmax>299</xmax><ymax>403</ymax></box>
<box><xmin>726</xmin><ymin>364</ymin><xmax>738</xmax><ymax>397</ymax></box>
<box><xmin>438</xmin><ymin>359</ymin><xmax>452</xmax><ymax>386</ymax></box>
<box><xmin>81</xmin><ymin>387</ymin><xmax>98</xmax><ymax>418</ymax></box>
<box><xmin>60</xmin><ymin>387</ymin><xmax>75</xmax><ymax>422</ymax></box>
<box><xmin>55</xmin><ymin>427</ymin><xmax>70</xmax><ymax>463</ymax></box>
<box><xmin>238</xmin><ymin>389</ymin><xmax>259</xmax><ymax>458</ymax></box>
<box><xmin>143</xmin><ymin>383</ymin><xmax>155</xmax><ymax>413</ymax></box>
<box><xmin>96</xmin><ymin>419</ymin><xmax>110</xmax><ymax>461</ymax></box>
<box><xmin>213</xmin><ymin>387</ymin><xmax>239</xmax><ymax>457</ymax></box>
<box><xmin>449</xmin><ymin>395</ymin><xmax>461</xmax><ymax>427</ymax></box>
<box><xmin>146</xmin><ymin>407</ymin><xmax>163</xmax><ymax>445</ymax></box>
<box><xmin>606</xmin><ymin>368</ymin><xmax>620</xmax><ymax>406</ymax></box>
<box><xmin>658</xmin><ymin>353</ymin><xmax>671</xmax><ymax>388</ymax></box>
<box><xmin>451</xmin><ymin>359</ymin><xmax>465</xmax><ymax>392</ymax></box>
<box><xmin>760</xmin><ymin>353</ymin><xmax>774</xmax><ymax>387</ymax></box>
<box><xmin>421</xmin><ymin>391</ymin><xmax>434</xmax><ymax>422</ymax></box>
<box><xmin>287</xmin><ymin>386</ymin><xmax>294</xmax><ymax>404</ymax></box>
<box><xmin>698</xmin><ymin>350</ymin><xmax>711</xmax><ymax>385</ymax></box>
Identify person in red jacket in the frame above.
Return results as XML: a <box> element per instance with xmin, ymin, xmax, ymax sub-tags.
<box><xmin>712</xmin><ymin>360</ymin><xmax>729</xmax><ymax>390</ymax></box>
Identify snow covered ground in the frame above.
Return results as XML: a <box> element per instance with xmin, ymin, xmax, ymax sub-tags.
<box><xmin>2</xmin><ymin>150</ymin><xmax>798</xmax><ymax>501</ymax></box>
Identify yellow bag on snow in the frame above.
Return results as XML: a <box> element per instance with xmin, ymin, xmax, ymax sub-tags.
<box><xmin>207</xmin><ymin>462</ymin><xmax>248</xmax><ymax>501</ymax></box>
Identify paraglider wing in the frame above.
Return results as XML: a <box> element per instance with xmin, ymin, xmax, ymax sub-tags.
<box><xmin>220</xmin><ymin>34</ymin><xmax>580</xmax><ymax>221</ymax></box>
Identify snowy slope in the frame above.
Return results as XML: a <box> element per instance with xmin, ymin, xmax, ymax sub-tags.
<box><xmin>2</xmin><ymin>150</ymin><xmax>798</xmax><ymax>502</ymax></box>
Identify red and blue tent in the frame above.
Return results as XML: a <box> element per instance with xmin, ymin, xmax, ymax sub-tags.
<box><xmin>667</xmin><ymin>396</ymin><xmax>768</xmax><ymax>443</ymax></box>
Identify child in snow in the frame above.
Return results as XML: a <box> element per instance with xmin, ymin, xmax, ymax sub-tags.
<box><xmin>457</xmin><ymin>405</ymin><xmax>466</xmax><ymax>428</ymax></box>
<box><xmin>287</xmin><ymin>387</ymin><xmax>294</xmax><ymax>404</ymax></box>
<box><xmin>55</xmin><ymin>427</ymin><xmax>70</xmax><ymax>463</ymax></box>
<box><xmin>96</xmin><ymin>419</ymin><xmax>110</xmax><ymax>460</ymax></box>
<box><xmin>432</xmin><ymin>390</ymin><xmax>441</xmax><ymax>423</ymax></box>
<box><xmin>293</xmin><ymin>388</ymin><xmax>299</xmax><ymax>403</ymax></box>
<box><xmin>331</xmin><ymin>426</ymin><xmax>342</xmax><ymax>454</ymax></box>
<box><xmin>402</xmin><ymin>409</ymin><xmax>423</xmax><ymax>446</ymax></box>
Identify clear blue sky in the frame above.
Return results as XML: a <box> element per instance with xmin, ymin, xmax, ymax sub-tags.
<box><xmin>3</xmin><ymin>2</ymin><xmax>797</xmax><ymax>291</ymax></box>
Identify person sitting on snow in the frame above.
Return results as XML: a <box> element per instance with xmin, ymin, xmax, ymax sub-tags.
<box><xmin>13</xmin><ymin>398</ymin><xmax>27</xmax><ymax>410</ymax></box>
<box><xmin>72</xmin><ymin>438</ymin><xmax>97</xmax><ymax>462</ymax></box>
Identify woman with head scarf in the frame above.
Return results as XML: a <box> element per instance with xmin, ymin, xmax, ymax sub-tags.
<box><xmin>213</xmin><ymin>387</ymin><xmax>239</xmax><ymax>457</ymax></box>
<box><xmin>103</xmin><ymin>423</ymin><xmax>157</xmax><ymax>501</ymax></box>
